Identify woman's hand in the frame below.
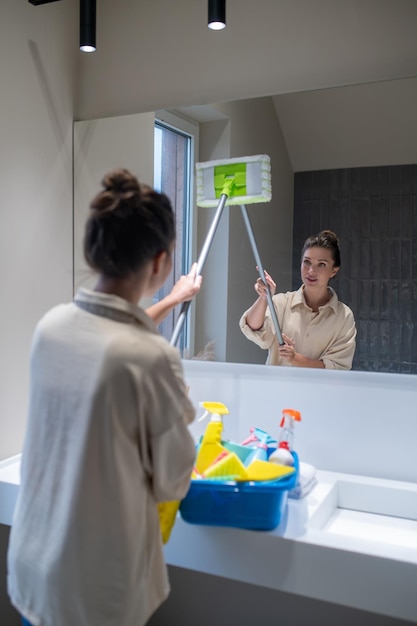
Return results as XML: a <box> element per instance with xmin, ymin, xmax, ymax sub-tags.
<box><xmin>254</xmin><ymin>269</ymin><xmax>276</xmax><ymax>299</ymax></box>
<box><xmin>169</xmin><ymin>263</ymin><xmax>202</xmax><ymax>305</ymax></box>
<box><xmin>279</xmin><ymin>333</ymin><xmax>296</xmax><ymax>363</ymax></box>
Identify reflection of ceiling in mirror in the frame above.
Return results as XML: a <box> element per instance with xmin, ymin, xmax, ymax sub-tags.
<box><xmin>77</xmin><ymin>1</ymin><xmax>417</xmax><ymax>121</ymax></box>
<box><xmin>272</xmin><ymin>78</ymin><xmax>417</xmax><ymax>171</ymax></box>
<box><xmin>175</xmin><ymin>76</ymin><xmax>417</xmax><ymax>172</ymax></box>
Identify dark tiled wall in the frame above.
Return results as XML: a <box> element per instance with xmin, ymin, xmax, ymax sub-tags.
<box><xmin>292</xmin><ymin>164</ymin><xmax>417</xmax><ymax>373</ymax></box>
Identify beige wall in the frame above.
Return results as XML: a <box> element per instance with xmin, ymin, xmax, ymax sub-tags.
<box><xmin>0</xmin><ymin>1</ymin><xmax>77</xmax><ymax>461</ymax></box>
<box><xmin>193</xmin><ymin>97</ymin><xmax>293</xmax><ymax>364</ymax></box>
<box><xmin>273</xmin><ymin>77</ymin><xmax>417</xmax><ymax>171</ymax></box>
<box><xmin>73</xmin><ymin>112</ymin><xmax>155</xmax><ymax>300</ymax></box>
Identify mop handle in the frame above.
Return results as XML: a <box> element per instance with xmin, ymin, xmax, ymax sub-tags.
<box><xmin>170</xmin><ymin>193</ymin><xmax>228</xmax><ymax>347</ymax></box>
<box><xmin>240</xmin><ymin>205</ymin><xmax>284</xmax><ymax>346</ymax></box>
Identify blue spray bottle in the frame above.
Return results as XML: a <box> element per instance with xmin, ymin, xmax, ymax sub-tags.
<box><xmin>243</xmin><ymin>429</ymin><xmax>269</xmax><ymax>465</ymax></box>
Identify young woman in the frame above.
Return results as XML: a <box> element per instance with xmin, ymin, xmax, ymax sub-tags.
<box><xmin>240</xmin><ymin>230</ymin><xmax>356</xmax><ymax>369</ymax></box>
<box><xmin>8</xmin><ymin>169</ymin><xmax>201</xmax><ymax>626</ymax></box>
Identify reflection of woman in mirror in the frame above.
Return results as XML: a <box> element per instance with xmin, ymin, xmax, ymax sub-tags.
<box><xmin>240</xmin><ymin>230</ymin><xmax>356</xmax><ymax>369</ymax></box>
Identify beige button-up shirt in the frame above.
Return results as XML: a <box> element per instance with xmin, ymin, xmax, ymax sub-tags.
<box><xmin>240</xmin><ymin>286</ymin><xmax>356</xmax><ymax>369</ymax></box>
<box><xmin>8</xmin><ymin>288</ymin><xmax>196</xmax><ymax>626</ymax></box>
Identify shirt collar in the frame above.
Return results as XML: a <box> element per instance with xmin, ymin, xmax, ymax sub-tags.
<box><xmin>74</xmin><ymin>287</ymin><xmax>159</xmax><ymax>333</ymax></box>
<box><xmin>291</xmin><ymin>285</ymin><xmax>339</xmax><ymax>314</ymax></box>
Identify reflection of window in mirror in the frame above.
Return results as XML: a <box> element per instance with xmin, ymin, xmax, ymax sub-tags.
<box><xmin>153</xmin><ymin>111</ymin><xmax>198</xmax><ymax>352</ymax></box>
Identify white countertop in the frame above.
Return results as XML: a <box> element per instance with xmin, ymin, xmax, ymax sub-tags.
<box><xmin>165</xmin><ymin>469</ymin><xmax>417</xmax><ymax>623</ymax></box>
<box><xmin>2</xmin><ymin>454</ymin><xmax>417</xmax><ymax>623</ymax></box>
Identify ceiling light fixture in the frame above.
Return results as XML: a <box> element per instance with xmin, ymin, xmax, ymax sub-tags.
<box><xmin>28</xmin><ymin>1</ymin><xmax>62</xmax><ymax>5</ymax></box>
<box><xmin>80</xmin><ymin>0</ymin><xmax>96</xmax><ymax>53</ymax></box>
<box><xmin>29</xmin><ymin>0</ymin><xmax>59</xmax><ymax>7</ymax></box>
<box><xmin>208</xmin><ymin>0</ymin><xmax>226</xmax><ymax>30</ymax></box>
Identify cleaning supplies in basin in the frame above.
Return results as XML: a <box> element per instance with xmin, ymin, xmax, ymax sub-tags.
<box><xmin>180</xmin><ymin>451</ymin><xmax>300</xmax><ymax>531</ymax></box>
<box><xmin>180</xmin><ymin>402</ymin><xmax>300</xmax><ymax>530</ymax></box>
<box><xmin>203</xmin><ymin>449</ymin><xmax>295</xmax><ymax>482</ymax></box>
<box><xmin>195</xmin><ymin>406</ymin><xmax>295</xmax><ymax>482</ymax></box>
<box><xmin>269</xmin><ymin>408</ymin><xmax>301</xmax><ymax>466</ymax></box>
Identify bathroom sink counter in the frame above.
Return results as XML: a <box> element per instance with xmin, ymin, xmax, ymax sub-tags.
<box><xmin>3</xmin><ymin>361</ymin><xmax>417</xmax><ymax>623</ymax></box>
<box><xmin>1</xmin><ymin>455</ymin><xmax>417</xmax><ymax>623</ymax></box>
<box><xmin>164</xmin><ymin>469</ymin><xmax>417</xmax><ymax>624</ymax></box>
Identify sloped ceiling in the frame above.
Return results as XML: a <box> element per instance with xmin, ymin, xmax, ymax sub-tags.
<box><xmin>272</xmin><ymin>76</ymin><xmax>417</xmax><ymax>171</ymax></box>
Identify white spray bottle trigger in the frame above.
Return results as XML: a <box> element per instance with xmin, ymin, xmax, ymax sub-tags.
<box><xmin>198</xmin><ymin>410</ymin><xmax>210</xmax><ymax>423</ymax></box>
<box><xmin>198</xmin><ymin>401</ymin><xmax>229</xmax><ymax>422</ymax></box>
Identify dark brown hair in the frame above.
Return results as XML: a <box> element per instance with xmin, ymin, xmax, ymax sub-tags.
<box><xmin>84</xmin><ymin>168</ymin><xmax>175</xmax><ymax>278</ymax></box>
<box><xmin>301</xmin><ymin>230</ymin><xmax>341</xmax><ymax>268</ymax></box>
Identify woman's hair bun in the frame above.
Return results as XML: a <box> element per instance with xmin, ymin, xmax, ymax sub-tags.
<box><xmin>319</xmin><ymin>229</ymin><xmax>339</xmax><ymax>245</ymax></box>
<box><xmin>102</xmin><ymin>168</ymin><xmax>141</xmax><ymax>197</ymax></box>
<box><xmin>84</xmin><ymin>167</ymin><xmax>175</xmax><ymax>278</ymax></box>
<box><xmin>90</xmin><ymin>168</ymin><xmax>141</xmax><ymax>215</ymax></box>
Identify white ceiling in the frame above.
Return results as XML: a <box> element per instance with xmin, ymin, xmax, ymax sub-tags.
<box><xmin>77</xmin><ymin>0</ymin><xmax>417</xmax><ymax>171</ymax></box>
<box><xmin>78</xmin><ymin>0</ymin><xmax>417</xmax><ymax>120</ymax></box>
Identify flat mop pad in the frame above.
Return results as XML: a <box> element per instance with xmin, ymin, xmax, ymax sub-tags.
<box><xmin>196</xmin><ymin>154</ymin><xmax>271</xmax><ymax>207</ymax></box>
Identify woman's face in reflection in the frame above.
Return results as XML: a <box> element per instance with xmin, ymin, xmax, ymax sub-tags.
<box><xmin>301</xmin><ymin>246</ymin><xmax>338</xmax><ymax>290</ymax></box>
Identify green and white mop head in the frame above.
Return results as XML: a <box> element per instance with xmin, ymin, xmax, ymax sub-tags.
<box><xmin>196</xmin><ymin>154</ymin><xmax>271</xmax><ymax>207</ymax></box>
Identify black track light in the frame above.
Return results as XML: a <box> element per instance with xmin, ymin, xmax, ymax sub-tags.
<box><xmin>208</xmin><ymin>0</ymin><xmax>226</xmax><ymax>30</ymax></box>
<box><xmin>29</xmin><ymin>1</ymin><xmax>62</xmax><ymax>5</ymax></box>
<box><xmin>80</xmin><ymin>0</ymin><xmax>96</xmax><ymax>53</ymax></box>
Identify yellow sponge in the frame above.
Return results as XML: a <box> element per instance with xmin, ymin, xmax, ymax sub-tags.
<box><xmin>204</xmin><ymin>451</ymin><xmax>248</xmax><ymax>480</ymax></box>
<box><xmin>246</xmin><ymin>459</ymin><xmax>295</xmax><ymax>481</ymax></box>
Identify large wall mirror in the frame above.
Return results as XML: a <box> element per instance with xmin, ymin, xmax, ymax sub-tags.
<box><xmin>74</xmin><ymin>76</ymin><xmax>417</xmax><ymax>374</ymax></box>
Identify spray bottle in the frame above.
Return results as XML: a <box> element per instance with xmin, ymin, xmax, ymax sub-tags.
<box><xmin>240</xmin><ymin>427</ymin><xmax>277</xmax><ymax>464</ymax></box>
<box><xmin>269</xmin><ymin>408</ymin><xmax>301</xmax><ymax>466</ymax></box>
<box><xmin>194</xmin><ymin>401</ymin><xmax>230</xmax><ymax>474</ymax></box>
<box><xmin>242</xmin><ymin>429</ymin><xmax>269</xmax><ymax>465</ymax></box>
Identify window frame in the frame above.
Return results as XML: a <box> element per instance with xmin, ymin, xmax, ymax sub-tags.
<box><xmin>154</xmin><ymin>110</ymin><xmax>199</xmax><ymax>355</ymax></box>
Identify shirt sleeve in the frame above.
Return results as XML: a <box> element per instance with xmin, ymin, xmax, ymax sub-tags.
<box><xmin>239</xmin><ymin>294</ymin><xmax>284</xmax><ymax>349</ymax></box>
<box><xmin>140</xmin><ymin>347</ymin><xmax>197</xmax><ymax>503</ymax></box>
<box><xmin>321</xmin><ymin>307</ymin><xmax>357</xmax><ymax>370</ymax></box>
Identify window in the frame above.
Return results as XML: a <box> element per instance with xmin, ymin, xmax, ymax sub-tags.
<box><xmin>154</xmin><ymin>111</ymin><xmax>198</xmax><ymax>353</ymax></box>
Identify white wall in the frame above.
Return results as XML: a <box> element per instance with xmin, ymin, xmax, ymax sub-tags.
<box><xmin>0</xmin><ymin>1</ymin><xmax>77</xmax><ymax>461</ymax></box>
<box><xmin>73</xmin><ymin>112</ymin><xmax>155</xmax><ymax>303</ymax></box>
<box><xmin>193</xmin><ymin>97</ymin><xmax>294</xmax><ymax>364</ymax></box>
<box><xmin>183</xmin><ymin>360</ymin><xmax>417</xmax><ymax>484</ymax></box>
<box><xmin>219</xmin><ymin>98</ymin><xmax>294</xmax><ymax>364</ymax></box>
<box><xmin>273</xmin><ymin>76</ymin><xmax>417</xmax><ymax>171</ymax></box>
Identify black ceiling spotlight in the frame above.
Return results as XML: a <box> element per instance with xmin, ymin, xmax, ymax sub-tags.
<box><xmin>80</xmin><ymin>0</ymin><xmax>96</xmax><ymax>53</ymax></box>
<box><xmin>208</xmin><ymin>0</ymin><xmax>226</xmax><ymax>30</ymax></box>
<box><xmin>29</xmin><ymin>0</ymin><xmax>62</xmax><ymax>5</ymax></box>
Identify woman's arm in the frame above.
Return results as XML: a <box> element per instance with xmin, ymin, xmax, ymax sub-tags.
<box><xmin>146</xmin><ymin>263</ymin><xmax>202</xmax><ymax>326</ymax></box>
<box><xmin>246</xmin><ymin>270</ymin><xmax>276</xmax><ymax>330</ymax></box>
